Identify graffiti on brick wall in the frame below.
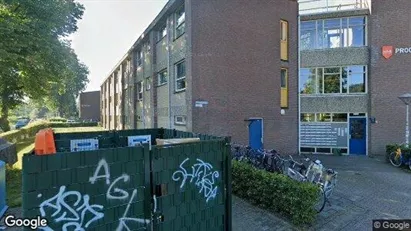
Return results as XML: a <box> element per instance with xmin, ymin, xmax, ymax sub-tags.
<box><xmin>172</xmin><ymin>158</ymin><xmax>219</xmax><ymax>203</ymax></box>
<box><xmin>37</xmin><ymin>158</ymin><xmax>150</xmax><ymax>230</ymax></box>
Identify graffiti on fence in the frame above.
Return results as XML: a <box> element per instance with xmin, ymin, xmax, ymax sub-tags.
<box><xmin>89</xmin><ymin>158</ymin><xmax>150</xmax><ymax>230</ymax></box>
<box><xmin>37</xmin><ymin>158</ymin><xmax>150</xmax><ymax>230</ymax></box>
<box><xmin>37</xmin><ymin>186</ymin><xmax>104</xmax><ymax>230</ymax></box>
<box><xmin>172</xmin><ymin>158</ymin><xmax>219</xmax><ymax>203</ymax></box>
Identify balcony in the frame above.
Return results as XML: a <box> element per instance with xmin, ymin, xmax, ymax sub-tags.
<box><xmin>299</xmin><ymin>0</ymin><xmax>370</xmax><ymax>15</ymax></box>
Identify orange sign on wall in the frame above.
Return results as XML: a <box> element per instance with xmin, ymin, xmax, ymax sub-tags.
<box><xmin>382</xmin><ymin>46</ymin><xmax>394</xmax><ymax>59</ymax></box>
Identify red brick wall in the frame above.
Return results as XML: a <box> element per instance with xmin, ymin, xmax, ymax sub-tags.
<box><xmin>369</xmin><ymin>0</ymin><xmax>411</xmax><ymax>155</ymax></box>
<box><xmin>188</xmin><ymin>0</ymin><xmax>298</xmax><ymax>153</ymax></box>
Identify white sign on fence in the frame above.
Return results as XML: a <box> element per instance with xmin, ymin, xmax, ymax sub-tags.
<box><xmin>70</xmin><ymin>139</ymin><xmax>99</xmax><ymax>152</ymax></box>
<box><xmin>127</xmin><ymin>135</ymin><xmax>151</xmax><ymax>150</ymax></box>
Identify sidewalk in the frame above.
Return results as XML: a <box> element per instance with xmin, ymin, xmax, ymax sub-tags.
<box><xmin>232</xmin><ymin>196</ymin><xmax>298</xmax><ymax>231</ymax></box>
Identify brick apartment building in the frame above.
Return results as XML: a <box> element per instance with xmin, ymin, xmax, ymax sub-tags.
<box><xmin>79</xmin><ymin>91</ymin><xmax>100</xmax><ymax>122</ymax></box>
<box><xmin>298</xmin><ymin>0</ymin><xmax>411</xmax><ymax>156</ymax></box>
<box><xmin>100</xmin><ymin>0</ymin><xmax>299</xmax><ymax>153</ymax></box>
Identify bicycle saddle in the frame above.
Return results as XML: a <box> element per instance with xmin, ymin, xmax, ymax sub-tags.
<box><xmin>326</xmin><ymin>168</ymin><xmax>335</xmax><ymax>174</ymax></box>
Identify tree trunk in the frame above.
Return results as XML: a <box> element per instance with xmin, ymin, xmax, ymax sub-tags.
<box><xmin>0</xmin><ymin>103</ymin><xmax>10</xmax><ymax>132</ymax></box>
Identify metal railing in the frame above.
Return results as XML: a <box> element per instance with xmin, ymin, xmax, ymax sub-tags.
<box><xmin>299</xmin><ymin>0</ymin><xmax>370</xmax><ymax>15</ymax></box>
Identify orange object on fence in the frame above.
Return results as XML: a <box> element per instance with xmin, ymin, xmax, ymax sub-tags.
<box><xmin>34</xmin><ymin>128</ymin><xmax>56</xmax><ymax>155</ymax></box>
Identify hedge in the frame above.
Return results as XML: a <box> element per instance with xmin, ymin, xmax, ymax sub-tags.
<box><xmin>49</xmin><ymin>117</ymin><xmax>67</xmax><ymax>122</ymax></box>
<box><xmin>232</xmin><ymin>161</ymin><xmax>319</xmax><ymax>225</ymax></box>
<box><xmin>386</xmin><ymin>144</ymin><xmax>411</xmax><ymax>162</ymax></box>
<box><xmin>0</xmin><ymin>121</ymin><xmax>99</xmax><ymax>143</ymax></box>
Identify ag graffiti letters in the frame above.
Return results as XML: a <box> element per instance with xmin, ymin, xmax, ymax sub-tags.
<box><xmin>172</xmin><ymin>158</ymin><xmax>219</xmax><ymax>203</ymax></box>
<box><xmin>38</xmin><ymin>158</ymin><xmax>149</xmax><ymax>230</ymax></box>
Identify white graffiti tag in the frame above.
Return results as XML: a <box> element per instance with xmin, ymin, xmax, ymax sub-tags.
<box><xmin>90</xmin><ymin>159</ymin><xmax>150</xmax><ymax>230</ymax></box>
<box><xmin>37</xmin><ymin>185</ymin><xmax>104</xmax><ymax>231</ymax></box>
<box><xmin>172</xmin><ymin>158</ymin><xmax>219</xmax><ymax>203</ymax></box>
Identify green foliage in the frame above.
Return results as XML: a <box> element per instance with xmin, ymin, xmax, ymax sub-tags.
<box><xmin>0</xmin><ymin>121</ymin><xmax>98</xmax><ymax>143</ymax></box>
<box><xmin>232</xmin><ymin>161</ymin><xmax>319</xmax><ymax>225</ymax></box>
<box><xmin>0</xmin><ymin>0</ymin><xmax>88</xmax><ymax>131</ymax></box>
<box><xmin>386</xmin><ymin>144</ymin><xmax>411</xmax><ymax>162</ymax></box>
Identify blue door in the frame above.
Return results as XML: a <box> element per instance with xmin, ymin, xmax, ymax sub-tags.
<box><xmin>248</xmin><ymin>119</ymin><xmax>263</xmax><ymax>150</ymax></box>
<box><xmin>349</xmin><ymin>118</ymin><xmax>366</xmax><ymax>155</ymax></box>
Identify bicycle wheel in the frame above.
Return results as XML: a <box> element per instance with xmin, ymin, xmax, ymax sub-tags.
<box><xmin>314</xmin><ymin>187</ymin><xmax>326</xmax><ymax>213</ymax></box>
<box><xmin>389</xmin><ymin>151</ymin><xmax>402</xmax><ymax>167</ymax></box>
<box><xmin>324</xmin><ymin>175</ymin><xmax>337</xmax><ymax>199</ymax></box>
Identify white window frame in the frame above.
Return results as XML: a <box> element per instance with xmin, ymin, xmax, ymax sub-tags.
<box><xmin>136</xmin><ymin>50</ymin><xmax>143</xmax><ymax>66</ymax></box>
<box><xmin>175</xmin><ymin>5</ymin><xmax>185</xmax><ymax>38</ymax></box>
<box><xmin>158</xmin><ymin>24</ymin><xmax>167</xmax><ymax>42</ymax></box>
<box><xmin>301</xmin><ymin>16</ymin><xmax>367</xmax><ymax>50</ymax></box>
<box><xmin>300</xmin><ymin>65</ymin><xmax>367</xmax><ymax>95</ymax></box>
<box><xmin>174</xmin><ymin>115</ymin><xmax>186</xmax><ymax>125</ymax></box>
<box><xmin>137</xmin><ymin>81</ymin><xmax>143</xmax><ymax>101</ymax></box>
<box><xmin>175</xmin><ymin>60</ymin><xmax>186</xmax><ymax>92</ymax></box>
<box><xmin>145</xmin><ymin>77</ymin><xmax>151</xmax><ymax>91</ymax></box>
<box><xmin>157</xmin><ymin>69</ymin><xmax>168</xmax><ymax>85</ymax></box>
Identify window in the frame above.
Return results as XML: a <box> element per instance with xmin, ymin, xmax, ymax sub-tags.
<box><xmin>175</xmin><ymin>6</ymin><xmax>185</xmax><ymax>38</ymax></box>
<box><xmin>137</xmin><ymin>81</ymin><xmax>143</xmax><ymax>101</ymax></box>
<box><xmin>317</xmin><ymin>113</ymin><xmax>331</xmax><ymax>122</ymax></box>
<box><xmin>280</xmin><ymin>68</ymin><xmax>288</xmax><ymax>108</ymax></box>
<box><xmin>300</xmin><ymin>21</ymin><xmax>316</xmax><ymax>50</ymax></box>
<box><xmin>158</xmin><ymin>69</ymin><xmax>168</xmax><ymax>85</ymax></box>
<box><xmin>137</xmin><ymin>115</ymin><xmax>142</xmax><ymax>121</ymax></box>
<box><xmin>146</xmin><ymin>42</ymin><xmax>151</xmax><ymax>52</ymax></box>
<box><xmin>323</xmin><ymin>67</ymin><xmax>340</xmax><ymax>93</ymax></box>
<box><xmin>145</xmin><ymin>77</ymin><xmax>151</xmax><ymax>91</ymax></box>
<box><xmin>280</xmin><ymin>20</ymin><xmax>288</xmax><ymax>61</ymax></box>
<box><xmin>300</xmin><ymin>16</ymin><xmax>366</xmax><ymax>50</ymax></box>
<box><xmin>300</xmin><ymin>113</ymin><xmax>315</xmax><ymax>122</ymax></box>
<box><xmin>158</xmin><ymin>24</ymin><xmax>167</xmax><ymax>41</ymax></box>
<box><xmin>136</xmin><ymin>50</ymin><xmax>142</xmax><ymax>66</ymax></box>
<box><xmin>174</xmin><ymin>115</ymin><xmax>186</xmax><ymax>125</ymax></box>
<box><xmin>324</xmin><ymin>19</ymin><xmax>341</xmax><ymax>48</ymax></box>
<box><xmin>299</xmin><ymin>68</ymin><xmax>316</xmax><ymax>94</ymax></box>
<box><xmin>348</xmin><ymin>66</ymin><xmax>366</xmax><ymax>93</ymax></box>
<box><xmin>175</xmin><ymin>61</ymin><xmax>186</xmax><ymax>91</ymax></box>
<box><xmin>300</xmin><ymin>66</ymin><xmax>367</xmax><ymax>95</ymax></box>
<box><xmin>332</xmin><ymin>113</ymin><xmax>347</xmax><ymax>122</ymax></box>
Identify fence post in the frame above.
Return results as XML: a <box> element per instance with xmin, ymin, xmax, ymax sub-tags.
<box><xmin>143</xmin><ymin>143</ymin><xmax>153</xmax><ymax>230</ymax></box>
<box><xmin>224</xmin><ymin>140</ymin><xmax>232</xmax><ymax>231</ymax></box>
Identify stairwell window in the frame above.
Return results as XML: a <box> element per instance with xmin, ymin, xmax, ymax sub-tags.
<box><xmin>158</xmin><ymin>69</ymin><xmax>168</xmax><ymax>85</ymax></box>
<box><xmin>175</xmin><ymin>60</ymin><xmax>186</xmax><ymax>92</ymax></box>
<box><xmin>137</xmin><ymin>81</ymin><xmax>143</xmax><ymax>101</ymax></box>
<box><xmin>280</xmin><ymin>68</ymin><xmax>288</xmax><ymax>108</ymax></box>
<box><xmin>280</xmin><ymin>20</ymin><xmax>288</xmax><ymax>61</ymax></box>
<box><xmin>136</xmin><ymin>50</ymin><xmax>142</xmax><ymax>66</ymax></box>
<box><xmin>158</xmin><ymin>24</ymin><xmax>167</xmax><ymax>42</ymax></box>
<box><xmin>175</xmin><ymin>5</ymin><xmax>185</xmax><ymax>38</ymax></box>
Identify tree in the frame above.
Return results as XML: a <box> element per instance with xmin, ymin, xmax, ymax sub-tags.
<box><xmin>0</xmin><ymin>0</ymin><xmax>86</xmax><ymax>131</ymax></box>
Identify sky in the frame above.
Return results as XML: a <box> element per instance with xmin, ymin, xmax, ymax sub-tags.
<box><xmin>69</xmin><ymin>0</ymin><xmax>168</xmax><ymax>92</ymax></box>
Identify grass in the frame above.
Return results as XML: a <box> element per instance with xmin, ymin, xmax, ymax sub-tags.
<box><xmin>52</xmin><ymin>126</ymin><xmax>104</xmax><ymax>133</ymax></box>
<box><xmin>5</xmin><ymin>126</ymin><xmax>104</xmax><ymax>208</ymax></box>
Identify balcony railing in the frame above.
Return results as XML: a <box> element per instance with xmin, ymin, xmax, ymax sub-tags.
<box><xmin>299</xmin><ymin>0</ymin><xmax>370</xmax><ymax>15</ymax></box>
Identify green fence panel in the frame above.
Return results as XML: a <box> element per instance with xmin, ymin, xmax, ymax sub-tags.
<box><xmin>151</xmin><ymin>139</ymin><xmax>230</xmax><ymax>231</ymax></box>
<box><xmin>22</xmin><ymin>146</ymin><xmax>151</xmax><ymax>230</ymax></box>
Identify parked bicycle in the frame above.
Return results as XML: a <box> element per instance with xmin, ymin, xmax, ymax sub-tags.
<box><xmin>285</xmin><ymin>155</ymin><xmax>338</xmax><ymax>213</ymax></box>
<box><xmin>230</xmin><ymin>144</ymin><xmax>338</xmax><ymax>213</ymax></box>
<box><xmin>389</xmin><ymin>144</ymin><xmax>411</xmax><ymax>170</ymax></box>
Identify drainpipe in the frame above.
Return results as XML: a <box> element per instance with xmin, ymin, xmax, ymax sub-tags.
<box><xmin>298</xmin><ymin>14</ymin><xmax>301</xmax><ymax>155</ymax></box>
<box><xmin>167</xmin><ymin>17</ymin><xmax>172</xmax><ymax>129</ymax></box>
